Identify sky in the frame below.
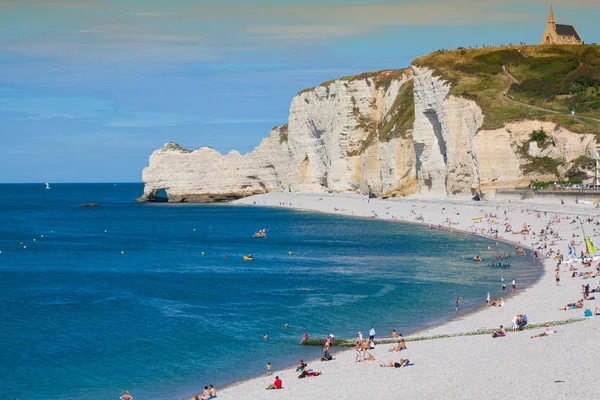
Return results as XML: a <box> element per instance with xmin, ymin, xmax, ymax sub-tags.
<box><xmin>0</xmin><ymin>0</ymin><xmax>598</xmax><ymax>183</ymax></box>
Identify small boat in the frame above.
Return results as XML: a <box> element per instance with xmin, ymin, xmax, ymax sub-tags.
<box><xmin>45</xmin><ymin>182</ymin><xmax>51</xmax><ymax>190</ymax></box>
<box><xmin>473</xmin><ymin>256</ymin><xmax>482</xmax><ymax>261</ymax></box>
<box><xmin>243</xmin><ymin>255</ymin><xmax>254</xmax><ymax>261</ymax></box>
<box><xmin>252</xmin><ymin>229</ymin><xmax>267</xmax><ymax>238</ymax></box>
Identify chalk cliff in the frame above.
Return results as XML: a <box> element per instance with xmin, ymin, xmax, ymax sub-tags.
<box><xmin>139</xmin><ymin>62</ymin><xmax>597</xmax><ymax>202</ymax></box>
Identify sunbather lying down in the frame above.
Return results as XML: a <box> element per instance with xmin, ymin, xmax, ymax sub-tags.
<box><xmin>380</xmin><ymin>359</ymin><xmax>410</xmax><ymax>368</ymax></box>
<box><xmin>531</xmin><ymin>325</ymin><xmax>555</xmax><ymax>338</ymax></box>
<box><xmin>559</xmin><ymin>300</ymin><xmax>584</xmax><ymax>310</ymax></box>
<box><xmin>298</xmin><ymin>370</ymin><xmax>322</xmax><ymax>378</ymax></box>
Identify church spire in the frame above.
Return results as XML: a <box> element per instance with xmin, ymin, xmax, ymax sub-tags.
<box><xmin>548</xmin><ymin>5</ymin><xmax>555</xmax><ymax>24</ymax></box>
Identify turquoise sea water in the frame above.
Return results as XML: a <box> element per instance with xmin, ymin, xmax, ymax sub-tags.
<box><xmin>0</xmin><ymin>184</ymin><xmax>542</xmax><ymax>400</ymax></box>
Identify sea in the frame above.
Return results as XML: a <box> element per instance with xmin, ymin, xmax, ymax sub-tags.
<box><xmin>0</xmin><ymin>183</ymin><xmax>543</xmax><ymax>400</ymax></box>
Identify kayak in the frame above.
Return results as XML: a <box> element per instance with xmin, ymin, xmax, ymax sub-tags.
<box><xmin>471</xmin><ymin>217</ymin><xmax>483</xmax><ymax>221</ymax></box>
<box><xmin>473</xmin><ymin>257</ymin><xmax>482</xmax><ymax>261</ymax></box>
<box><xmin>243</xmin><ymin>256</ymin><xmax>254</xmax><ymax>261</ymax></box>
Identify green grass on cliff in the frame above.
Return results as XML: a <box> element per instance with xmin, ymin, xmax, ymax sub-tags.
<box><xmin>413</xmin><ymin>45</ymin><xmax>600</xmax><ymax>133</ymax></box>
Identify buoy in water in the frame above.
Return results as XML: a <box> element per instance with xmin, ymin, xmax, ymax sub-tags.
<box><xmin>121</xmin><ymin>251</ymin><xmax>124</xmax><ymax>255</ymax></box>
<box><xmin>104</xmin><ymin>230</ymin><xmax>107</xmax><ymax>233</ymax></box>
<box><xmin>33</xmin><ymin>239</ymin><xmax>36</xmax><ymax>242</ymax></box>
<box><xmin>223</xmin><ymin>254</ymin><xmax>227</xmax><ymax>259</ymax></box>
<box><xmin>51</xmin><ymin>230</ymin><xmax>54</xmax><ymax>233</ymax></box>
<box><xmin>23</xmin><ymin>246</ymin><xmax>27</xmax><ymax>249</ymax></box>
<box><xmin>201</xmin><ymin>252</ymin><xmax>205</xmax><ymax>255</ymax></box>
<box><xmin>40</xmin><ymin>235</ymin><xmax>44</xmax><ymax>238</ymax></box>
<box><xmin>193</xmin><ymin>228</ymin><xmax>196</xmax><ymax>231</ymax></box>
<box><xmin>288</xmin><ymin>251</ymin><xmax>292</xmax><ymax>255</ymax></box>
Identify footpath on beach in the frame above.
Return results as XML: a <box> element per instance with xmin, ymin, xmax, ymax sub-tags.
<box><xmin>211</xmin><ymin>192</ymin><xmax>600</xmax><ymax>400</ymax></box>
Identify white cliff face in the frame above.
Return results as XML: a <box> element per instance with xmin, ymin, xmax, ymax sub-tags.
<box><xmin>140</xmin><ymin>127</ymin><xmax>294</xmax><ymax>202</ymax></box>
<box><xmin>474</xmin><ymin>121</ymin><xmax>596</xmax><ymax>193</ymax></box>
<box><xmin>139</xmin><ymin>70</ymin><xmax>418</xmax><ymax>201</ymax></box>
<box><xmin>139</xmin><ymin>67</ymin><xmax>596</xmax><ymax>202</ymax></box>
<box><xmin>411</xmin><ymin>66</ymin><xmax>484</xmax><ymax>195</ymax></box>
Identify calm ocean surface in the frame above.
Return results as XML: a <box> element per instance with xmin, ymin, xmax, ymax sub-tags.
<box><xmin>0</xmin><ymin>184</ymin><xmax>542</xmax><ymax>400</ymax></box>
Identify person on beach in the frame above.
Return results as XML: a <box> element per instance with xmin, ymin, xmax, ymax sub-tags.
<box><xmin>355</xmin><ymin>341</ymin><xmax>362</xmax><ymax>362</ymax></box>
<box><xmin>511</xmin><ymin>315</ymin><xmax>519</xmax><ymax>331</ymax></box>
<box><xmin>355</xmin><ymin>331</ymin><xmax>363</xmax><ymax>341</ymax></box>
<box><xmin>266</xmin><ymin>362</ymin><xmax>272</xmax><ymax>375</ymax></box>
<box><xmin>200</xmin><ymin>386</ymin><xmax>211</xmax><ymax>400</ymax></box>
<box><xmin>209</xmin><ymin>385</ymin><xmax>217</xmax><ymax>398</ymax></box>
<box><xmin>391</xmin><ymin>329</ymin><xmax>398</xmax><ymax>338</ymax></box>
<box><xmin>511</xmin><ymin>278</ymin><xmax>516</xmax><ymax>293</ymax></box>
<box><xmin>486</xmin><ymin>292</ymin><xmax>490</xmax><ymax>305</ymax></box>
<box><xmin>266</xmin><ymin>376</ymin><xmax>282</xmax><ymax>390</ymax></box>
<box><xmin>531</xmin><ymin>324</ymin><xmax>555</xmax><ymax>338</ymax></box>
<box><xmin>518</xmin><ymin>314</ymin><xmax>528</xmax><ymax>330</ymax></box>
<box><xmin>300</xmin><ymin>332</ymin><xmax>308</xmax><ymax>344</ymax></box>
<box><xmin>296</xmin><ymin>359</ymin><xmax>307</xmax><ymax>372</ymax></box>
<box><xmin>298</xmin><ymin>370</ymin><xmax>322</xmax><ymax>378</ymax></box>
<box><xmin>492</xmin><ymin>325</ymin><xmax>506</xmax><ymax>338</ymax></box>
<box><xmin>369</xmin><ymin>326</ymin><xmax>375</xmax><ymax>341</ymax></box>
<box><xmin>389</xmin><ymin>339</ymin><xmax>407</xmax><ymax>352</ymax></box>
<box><xmin>120</xmin><ymin>391</ymin><xmax>133</xmax><ymax>400</ymax></box>
<box><xmin>321</xmin><ymin>347</ymin><xmax>333</xmax><ymax>361</ymax></box>
<box><xmin>555</xmin><ymin>271</ymin><xmax>560</xmax><ymax>286</ymax></box>
<box><xmin>380</xmin><ymin>359</ymin><xmax>410</xmax><ymax>368</ymax></box>
<box><xmin>362</xmin><ymin>340</ymin><xmax>373</xmax><ymax>361</ymax></box>
<box><xmin>502</xmin><ymin>283</ymin><xmax>507</xmax><ymax>292</ymax></box>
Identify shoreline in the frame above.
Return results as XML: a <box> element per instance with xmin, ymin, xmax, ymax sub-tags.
<box><xmin>210</xmin><ymin>192</ymin><xmax>600</xmax><ymax>399</ymax></box>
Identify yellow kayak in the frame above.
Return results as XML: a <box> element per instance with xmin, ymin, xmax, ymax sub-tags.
<box><xmin>471</xmin><ymin>217</ymin><xmax>483</xmax><ymax>221</ymax></box>
<box><xmin>473</xmin><ymin>257</ymin><xmax>482</xmax><ymax>261</ymax></box>
<box><xmin>243</xmin><ymin>256</ymin><xmax>254</xmax><ymax>261</ymax></box>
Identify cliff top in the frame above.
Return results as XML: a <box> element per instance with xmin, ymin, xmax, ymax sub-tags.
<box><xmin>414</xmin><ymin>45</ymin><xmax>600</xmax><ymax>133</ymax></box>
<box><xmin>297</xmin><ymin>68</ymin><xmax>411</xmax><ymax>95</ymax></box>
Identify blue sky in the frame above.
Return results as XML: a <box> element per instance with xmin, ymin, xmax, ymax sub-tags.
<box><xmin>0</xmin><ymin>0</ymin><xmax>598</xmax><ymax>182</ymax></box>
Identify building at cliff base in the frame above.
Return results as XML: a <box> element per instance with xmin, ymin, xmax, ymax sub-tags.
<box><xmin>542</xmin><ymin>6</ymin><xmax>583</xmax><ymax>45</ymax></box>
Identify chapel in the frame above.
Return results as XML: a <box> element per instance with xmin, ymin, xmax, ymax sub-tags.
<box><xmin>541</xmin><ymin>6</ymin><xmax>583</xmax><ymax>45</ymax></box>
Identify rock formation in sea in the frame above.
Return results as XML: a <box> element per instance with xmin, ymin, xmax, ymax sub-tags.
<box><xmin>138</xmin><ymin>47</ymin><xmax>599</xmax><ymax>202</ymax></box>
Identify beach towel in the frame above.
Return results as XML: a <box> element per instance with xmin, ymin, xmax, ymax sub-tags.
<box><xmin>584</xmin><ymin>308</ymin><xmax>593</xmax><ymax>317</ymax></box>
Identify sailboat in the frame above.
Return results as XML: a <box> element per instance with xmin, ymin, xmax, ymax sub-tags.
<box><xmin>580</xmin><ymin>222</ymin><xmax>596</xmax><ymax>256</ymax></box>
<box><xmin>45</xmin><ymin>182</ymin><xmax>51</xmax><ymax>190</ymax></box>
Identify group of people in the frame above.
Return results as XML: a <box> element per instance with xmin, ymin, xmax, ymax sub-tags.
<box><xmin>487</xmin><ymin>294</ymin><xmax>505</xmax><ymax>307</ymax></box>
<box><xmin>511</xmin><ymin>314</ymin><xmax>528</xmax><ymax>331</ymax></box>
<box><xmin>195</xmin><ymin>385</ymin><xmax>217</xmax><ymax>400</ymax></box>
<box><xmin>388</xmin><ymin>339</ymin><xmax>407</xmax><ymax>352</ymax></box>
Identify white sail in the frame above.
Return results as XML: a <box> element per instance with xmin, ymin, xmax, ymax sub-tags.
<box><xmin>45</xmin><ymin>182</ymin><xmax>51</xmax><ymax>190</ymax></box>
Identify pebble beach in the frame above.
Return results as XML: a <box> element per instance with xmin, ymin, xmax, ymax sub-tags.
<box><xmin>214</xmin><ymin>192</ymin><xmax>600</xmax><ymax>399</ymax></box>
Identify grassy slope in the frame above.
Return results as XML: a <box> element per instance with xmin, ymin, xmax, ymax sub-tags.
<box><xmin>413</xmin><ymin>45</ymin><xmax>600</xmax><ymax>133</ymax></box>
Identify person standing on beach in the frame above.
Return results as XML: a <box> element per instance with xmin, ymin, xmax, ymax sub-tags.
<box><xmin>511</xmin><ymin>278</ymin><xmax>516</xmax><ymax>293</ymax></box>
<box><xmin>486</xmin><ymin>292</ymin><xmax>491</xmax><ymax>305</ymax></box>
<box><xmin>555</xmin><ymin>271</ymin><xmax>560</xmax><ymax>286</ymax></box>
<box><xmin>266</xmin><ymin>362</ymin><xmax>272</xmax><ymax>375</ymax></box>
<box><xmin>355</xmin><ymin>341</ymin><xmax>362</xmax><ymax>362</ymax></box>
<box><xmin>369</xmin><ymin>326</ymin><xmax>375</xmax><ymax>341</ymax></box>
